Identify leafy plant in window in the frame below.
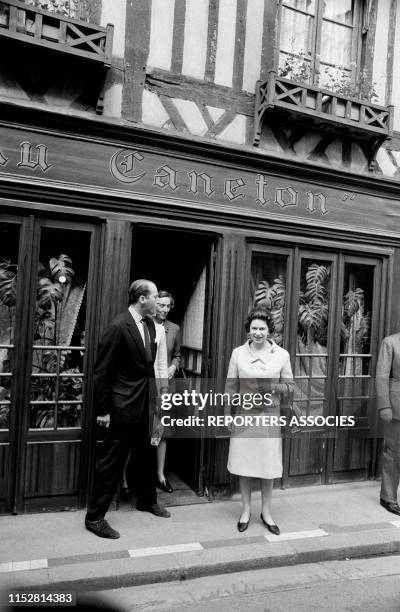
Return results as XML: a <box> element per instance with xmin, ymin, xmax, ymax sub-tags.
<box><xmin>23</xmin><ymin>0</ymin><xmax>94</xmax><ymax>22</ymax></box>
<box><xmin>298</xmin><ymin>264</ymin><xmax>330</xmax><ymax>348</ymax></box>
<box><xmin>253</xmin><ymin>276</ymin><xmax>286</xmax><ymax>346</ymax></box>
<box><xmin>278</xmin><ymin>54</ymin><xmax>312</xmax><ymax>83</ymax></box>
<box><xmin>323</xmin><ymin>66</ymin><xmax>378</xmax><ymax>103</ymax></box>
<box><xmin>31</xmin><ymin>254</ymin><xmax>82</xmax><ymax>428</ymax></box>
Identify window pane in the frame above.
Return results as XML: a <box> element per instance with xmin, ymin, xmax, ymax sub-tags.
<box><xmin>320</xmin><ymin>21</ymin><xmax>352</xmax><ymax>68</ymax></box>
<box><xmin>295</xmin><ymin>259</ymin><xmax>331</xmax><ymax>417</ymax></box>
<box><xmin>283</xmin><ymin>0</ymin><xmax>315</xmax><ymax>14</ymax></box>
<box><xmin>280</xmin><ymin>7</ymin><xmax>314</xmax><ymax>57</ymax></box>
<box><xmin>30</xmin><ymin>228</ymin><xmax>89</xmax><ymax>430</ymax></box>
<box><xmin>323</xmin><ymin>0</ymin><xmax>354</xmax><ymax>25</ymax></box>
<box><xmin>338</xmin><ymin>263</ymin><xmax>374</xmax><ymax>418</ymax></box>
<box><xmin>0</xmin><ymin>223</ymin><xmax>20</xmax><ymax>431</ymax></box>
<box><xmin>250</xmin><ymin>253</ymin><xmax>288</xmax><ymax>347</ymax></box>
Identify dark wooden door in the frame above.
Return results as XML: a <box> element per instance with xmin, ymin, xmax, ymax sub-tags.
<box><xmin>9</xmin><ymin>218</ymin><xmax>101</xmax><ymax>513</ymax></box>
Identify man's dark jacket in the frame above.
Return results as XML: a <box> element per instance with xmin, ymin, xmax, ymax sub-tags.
<box><xmin>93</xmin><ymin>310</ymin><xmax>157</xmax><ymax>424</ymax></box>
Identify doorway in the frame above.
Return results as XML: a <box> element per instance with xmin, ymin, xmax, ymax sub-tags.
<box><xmin>130</xmin><ymin>225</ymin><xmax>217</xmax><ymax>504</ymax></box>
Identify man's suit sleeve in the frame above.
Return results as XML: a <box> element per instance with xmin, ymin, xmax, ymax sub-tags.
<box><xmin>93</xmin><ymin>322</ymin><xmax>122</xmax><ymax>416</ymax></box>
<box><xmin>376</xmin><ymin>338</ymin><xmax>393</xmax><ymax>411</ymax></box>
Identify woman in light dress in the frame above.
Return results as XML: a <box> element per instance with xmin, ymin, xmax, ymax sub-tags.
<box><xmin>226</xmin><ymin>308</ymin><xmax>294</xmax><ymax>534</ymax></box>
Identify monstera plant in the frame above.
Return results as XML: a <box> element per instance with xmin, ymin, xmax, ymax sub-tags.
<box><xmin>32</xmin><ymin>254</ymin><xmax>83</xmax><ymax>428</ymax></box>
<box><xmin>253</xmin><ymin>275</ymin><xmax>286</xmax><ymax>346</ymax></box>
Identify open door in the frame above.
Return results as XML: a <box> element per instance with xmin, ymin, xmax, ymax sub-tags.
<box><xmin>130</xmin><ymin>224</ymin><xmax>218</xmax><ymax>501</ymax></box>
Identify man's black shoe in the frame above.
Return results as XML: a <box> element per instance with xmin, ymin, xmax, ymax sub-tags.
<box><xmin>136</xmin><ymin>502</ymin><xmax>171</xmax><ymax>518</ymax></box>
<box><xmin>85</xmin><ymin>518</ymin><xmax>120</xmax><ymax>538</ymax></box>
<box><xmin>380</xmin><ymin>499</ymin><xmax>400</xmax><ymax>516</ymax></box>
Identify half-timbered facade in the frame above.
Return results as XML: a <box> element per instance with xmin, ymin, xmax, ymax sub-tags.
<box><xmin>0</xmin><ymin>0</ymin><xmax>400</xmax><ymax>513</ymax></box>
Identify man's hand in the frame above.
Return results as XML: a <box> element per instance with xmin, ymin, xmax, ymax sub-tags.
<box><xmin>97</xmin><ymin>414</ymin><xmax>110</xmax><ymax>428</ymax></box>
<box><xmin>168</xmin><ymin>365</ymin><xmax>177</xmax><ymax>380</ymax></box>
<box><xmin>380</xmin><ymin>408</ymin><xmax>393</xmax><ymax>422</ymax></box>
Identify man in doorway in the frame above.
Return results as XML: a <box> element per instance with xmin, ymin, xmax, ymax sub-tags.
<box><xmin>85</xmin><ymin>279</ymin><xmax>170</xmax><ymax>539</ymax></box>
<box><xmin>376</xmin><ymin>332</ymin><xmax>400</xmax><ymax>516</ymax></box>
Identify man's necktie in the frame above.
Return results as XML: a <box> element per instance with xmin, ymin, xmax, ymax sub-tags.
<box><xmin>141</xmin><ymin>318</ymin><xmax>152</xmax><ymax>362</ymax></box>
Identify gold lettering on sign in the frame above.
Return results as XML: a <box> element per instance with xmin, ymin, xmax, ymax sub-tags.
<box><xmin>306</xmin><ymin>192</ymin><xmax>328</xmax><ymax>215</ymax></box>
<box><xmin>255</xmin><ymin>174</ymin><xmax>270</xmax><ymax>206</ymax></box>
<box><xmin>188</xmin><ymin>171</ymin><xmax>215</xmax><ymax>197</ymax></box>
<box><xmin>106</xmin><ymin>148</ymin><xmax>334</xmax><ymax>216</ymax></box>
<box><xmin>17</xmin><ymin>142</ymin><xmax>52</xmax><ymax>172</ymax></box>
<box><xmin>224</xmin><ymin>178</ymin><xmax>245</xmax><ymax>201</ymax></box>
<box><xmin>109</xmin><ymin>149</ymin><xmax>145</xmax><ymax>183</ymax></box>
<box><xmin>275</xmin><ymin>187</ymin><xmax>298</xmax><ymax>208</ymax></box>
<box><xmin>154</xmin><ymin>165</ymin><xmax>179</xmax><ymax>191</ymax></box>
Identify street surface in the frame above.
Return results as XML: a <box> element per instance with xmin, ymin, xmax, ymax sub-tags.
<box><xmin>87</xmin><ymin>554</ymin><xmax>400</xmax><ymax>611</ymax></box>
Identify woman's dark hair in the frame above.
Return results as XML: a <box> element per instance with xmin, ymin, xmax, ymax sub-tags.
<box><xmin>157</xmin><ymin>290</ymin><xmax>175</xmax><ymax>310</ymax></box>
<box><xmin>245</xmin><ymin>307</ymin><xmax>272</xmax><ymax>332</ymax></box>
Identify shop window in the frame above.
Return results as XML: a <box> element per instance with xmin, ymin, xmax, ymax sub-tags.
<box><xmin>29</xmin><ymin>228</ymin><xmax>89</xmax><ymax>430</ymax></box>
<box><xmin>251</xmin><ymin>252</ymin><xmax>288</xmax><ymax>347</ymax></box>
<box><xmin>338</xmin><ymin>263</ymin><xmax>373</xmax><ymax>417</ymax></box>
<box><xmin>279</xmin><ymin>0</ymin><xmax>362</xmax><ymax>90</ymax></box>
<box><xmin>0</xmin><ymin>223</ymin><xmax>20</xmax><ymax>431</ymax></box>
<box><xmin>295</xmin><ymin>259</ymin><xmax>331</xmax><ymax>417</ymax></box>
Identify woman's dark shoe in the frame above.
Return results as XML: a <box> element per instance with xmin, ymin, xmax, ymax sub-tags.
<box><xmin>157</xmin><ymin>478</ymin><xmax>173</xmax><ymax>493</ymax></box>
<box><xmin>237</xmin><ymin>513</ymin><xmax>251</xmax><ymax>532</ymax></box>
<box><xmin>120</xmin><ymin>486</ymin><xmax>132</xmax><ymax>501</ymax></box>
<box><xmin>260</xmin><ymin>513</ymin><xmax>280</xmax><ymax>535</ymax></box>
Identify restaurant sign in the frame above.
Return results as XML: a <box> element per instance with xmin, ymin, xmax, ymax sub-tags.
<box><xmin>0</xmin><ymin>126</ymin><xmax>394</xmax><ymax>233</ymax></box>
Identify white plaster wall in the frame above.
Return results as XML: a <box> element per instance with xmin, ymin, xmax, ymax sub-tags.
<box><xmin>372</xmin><ymin>0</ymin><xmax>390</xmax><ymax>104</ymax></box>
<box><xmin>103</xmin><ymin>82</ymin><xmax>123</xmax><ymax>118</ymax></box>
<box><xmin>391</xmin><ymin>0</ymin><xmax>400</xmax><ymax>129</ymax></box>
<box><xmin>182</xmin><ymin>0</ymin><xmax>209</xmax><ymax>79</ymax></box>
<box><xmin>214</xmin><ymin>0</ymin><xmax>237</xmax><ymax>87</ymax></box>
<box><xmin>100</xmin><ymin>0</ymin><xmax>126</xmax><ymax>59</ymax></box>
<box><xmin>142</xmin><ymin>89</ymin><xmax>170</xmax><ymax>127</ymax></box>
<box><xmin>147</xmin><ymin>0</ymin><xmax>175</xmax><ymax>71</ymax></box>
<box><xmin>242</xmin><ymin>0</ymin><xmax>264</xmax><ymax>92</ymax></box>
<box><xmin>172</xmin><ymin>99</ymin><xmax>208</xmax><ymax>135</ymax></box>
<box><xmin>216</xmin><ymin>114</ymin><xmax>247</xmax><ymax>144</ymax></box>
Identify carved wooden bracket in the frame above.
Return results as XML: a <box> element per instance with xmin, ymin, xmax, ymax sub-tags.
<box><xmin>254</xmin><ymin>71</ymin><xmax>393</xmax><ymax>171</ymax></box>
<box><xmin>0</xmin><ymin>0</ymin><xmax>113</xmax><ymax>113</ymax></box>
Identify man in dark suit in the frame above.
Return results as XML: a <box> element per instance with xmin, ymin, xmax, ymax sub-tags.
<box><xmin>376</xmin><ymin>332</ymin><xmax>400</xmax><ymax>516</ymax></box>
<box><xmin>85</xmin><ymin>279</ymin><xmax>170</xmax><ymax>539</ymax></box>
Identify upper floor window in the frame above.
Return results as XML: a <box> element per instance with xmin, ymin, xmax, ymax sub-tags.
<box><xmin>279</xmin><ymin>0</ymin><xmax>363</xmax><ymax>90</ymax></box>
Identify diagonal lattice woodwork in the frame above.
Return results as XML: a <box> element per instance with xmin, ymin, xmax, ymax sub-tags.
<box><xmin>0</xmin><ymin>0</ymin><xmax>113</xmax><ymax>66</ymax></box>
<box><xmin>254</xmin><ymin>70</ymin><xmax>393</xmax><ymax>170</ymax></box>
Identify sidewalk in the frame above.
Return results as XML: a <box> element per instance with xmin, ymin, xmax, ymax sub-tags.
<box><xmin>1</xmin><ymin>481</ymin><xmax>400</xmax><ymax>594</ymax></box>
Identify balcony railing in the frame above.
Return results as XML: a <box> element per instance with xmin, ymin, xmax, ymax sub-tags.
<box><xmin>0</xmin><ymin>0</ymin><xmax>113</xmax><ymax>66</ymax></box>
<box><xmin>254</xmin><ymin>71</ymin><xmax>393</xmax><ymax>170</ymax></box>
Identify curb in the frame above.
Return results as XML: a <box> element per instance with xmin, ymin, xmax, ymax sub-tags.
<box><xmin>4</xmin><ymin>537</ymin><xmax>400</xmax><ymax>594</ymax></box>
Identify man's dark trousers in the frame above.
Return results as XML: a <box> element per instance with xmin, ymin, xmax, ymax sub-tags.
<box><xmin>86</xmin><ymin>407</ymin><xmax>156</xmax><ymax>521</ymax></box>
